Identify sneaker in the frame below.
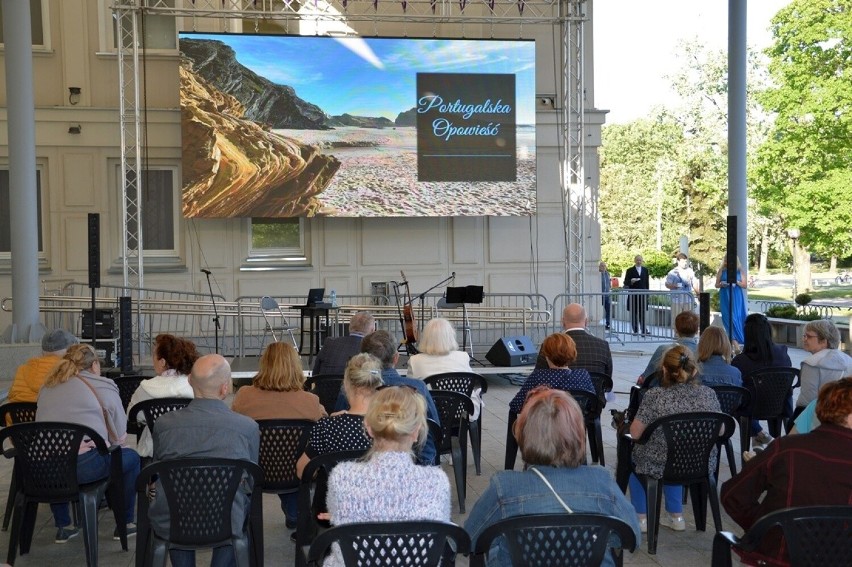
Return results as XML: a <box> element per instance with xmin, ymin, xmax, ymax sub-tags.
<box><xmin>660</xmin><ymin>514</ymin><xmax>686</xmax><ymax>532</ymax></box>
<box><xmin>638</xmin><ymin>517</ymin><xmax>647</xmax><ymax>533</ymax></box>
<box><xmin>752</xmin><ymin>431</ymin><xmax>773</xmax><ymax>446</ymax></box>
<box><xmin>114</xmin><ymin>523</ymin><xmax>137</xmax><ymax>540</ymax></box>
<box><xmin>285</xmin><ymin>516</ymin><xmax>297</xmax><ymax>530</ymax></box>
<box><xmin>55</xmin><ymin>526</ymin><xmax>80</xmax><ymax>544</ymax></box>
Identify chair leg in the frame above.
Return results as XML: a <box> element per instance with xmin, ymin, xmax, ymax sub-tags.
<box><xmin>587</xmin><ymin>421</ymin><xmax>599</xmax><ymax>463</ymax></box>
<box><xmin>81</xmin><ymin>492</ymin><xmax>101</xmax><ymax>567</ymax></box>
<box><xmin>645</xmin><ymin>477</ymin><xmax>662</xmax><ymax>555</ymax></box>
<box><xmin>2</xmin><ymin>472</ymin><xmax>17</xmax><ymax>531</ymax></box>
<box><xmin>504</xmin><ymin>413</ymin><xmax>518</xmax><ymax>470</ymax></box>
<box><xmin>450</xmin><ymin>437</ymin><xmax>466</xmax><ymax>514</ymax></box>
<box><xmin>595</xmin><ymin>419</ymin><xmax>605</xmax><ymax>467</ymax></box>
<box><xmin>724</xmin><ymin>439</ymin><xmax>737</xmax><ymax>477</ymax></box>
<box><xmin>739</xmin><ymin>416</ymin><xmax>750</xmax><ymax>456</ymax></box>
<box><xmin>468</xmin><ymin>419</ymin><xmax>482</xmax><ymax>476</ymax></box>
<box><xmin>19</xmin><ymin>501</ymin><xmax>38</xmax><ymax>554</ymax></box>
<box><xmin>708</xmin><ymin>477</ymin><xmax>724</xmax><ymax>532</ymax></box>
<box><xmin>615</xmin><ymin>435</ymin><xmax>631</xmax><ymax>494</ymax></box>
<box><xmin>689</xmin><ymin>483</ymin><xmax>708</xmax><ymax>531</ymax></box>
<box><xmin>6</xmin><ymin>495</ymin><xmax>23</xmax><ymax>565</ymax></box>
<box><xmin>712</xmin><ymin>532</ymin><xmax>734</xmax><ymax>567</ymax></box>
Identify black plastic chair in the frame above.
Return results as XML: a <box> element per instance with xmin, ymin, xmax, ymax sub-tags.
<box><xmin>128</xmin><ymin>397</ymin><xmax>192</xmax><ymax>447</ymax></box>
<box><xmin>256</xmin><ymin>419</ymin><xmax>314</xmax><ymax>515</ymax></box>
<box><xmin>709</xmin><ymin>384</ymin><xmax>751</xmax><ymax>477</ymax></box>
<box><xmin>0</xmin><ymin>421</ymin><xmax>128</xmax><ymax>566</ymax></box>
<box><xmin>424</xmin><ymin>371</ymin><xmax>488</xmax><ymax>475</ymax></box>
<box><xmin>712</xmin><ymin>505</ymin><xmax>852</xmax><ymax>567</ymax></box>
<box><xmin>304</xmin><ymin>374</ymin><xmax>344</xmax><ymax>415</ymax></box>
<box><xmin>295</xmin><ymin>449</ymin><xmax>368</xmax><ymax>567</ymax></box>
<box><xmin>307</xmin><ymin>520</ymin><xmax>472</xmax><ymax>567</ymax></box>
<box><xmin>504</xmin><ymin>389</ymin><xmax>601</xmax><ymax>470</ymax></box>
<box><xmin>0</xmin><ymin>402</ymin><xmax>38</xmax><ymax>532</ymax></box>
<box><xmin>470</xmin><ymin>513</ymin><xmax>638</xmax><ymax>567</ymax></box>
<box><xmin>614</xmin><ymin>385</ymin><xmax>649</xmax><ymax>493</ymax></box>
<box><xmin>113</xmin><ymin>375</ymin><xmax>147</xmax><ymax>436</ymax></box>
<box><xmin>135</xmin><ymin>457</ymin><xmax>264</xmax><ymax>567</ymax></box>
<box><xmin>740</xmin><ymin>367</ymin><xmax>800</xmax><ymax>453</ymax></box>
<box><xmin>625</xmin><ymin>411</ymin><xmax>736</xmax><ymax>554</ymax></box>
<box><xmin>429</xmin><ymin>390</ymin><xmax>474</xmax><ymax>513</ymax></box>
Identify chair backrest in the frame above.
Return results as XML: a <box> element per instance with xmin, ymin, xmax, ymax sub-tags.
<box><xmin>137</xmin><ymin>457</ymin><xmax>263</xmax><ymax>547</ymax></box>
<box><xmin>257</xmin><ymin>419</ymin><xmax>314</xmax><ymax>492</ymax></box>
<box><xmin>304</xmin><ymin>375</ymin><xmax>345</xmax><ymax>415</ymax></box>
<box><xmin>429</xmin><ymin>390</ymin><xmax>474</xmax><ymax>454</ymax></box>
<box><xmin>0</xmin><ymin>402</ymin><xmax>38</xmax><ymax>425</ymax></box>
<box><xmin>471</xmin><ymin>513</ymin><xmax>637</xmax><ymax>567</ymax></box>
<box><xmin>743</xmin><ymin>367</ymin><xmax>800</xmax><ymax>420</ymax></box>
<box><xmin>308</xmin><ymin>521</ymin><xmax>471</xmax><ymax>567</ymax></box>
<box><xmin>426</xmin><ymin>418</ymin><xmax>443</xmax><ymax>456</ymax></box>
<box><xmin>637</xmin><ymin>412</ymin><xmax>736</xmax><ymax>483</ymax></box>
<box><xmin>112</xmin><ymin>375</ymin><xmax>149</xmax><ymax>412</ymax></box>
<box><xmin>0</xmin><ymin>421</ymin><xmax>109</xmax><ymax>500</ymax></box>
<box><xmin>723</xmin><ymin>505</ymin><xmax>852</xmax><ymax>567</ymax></box>
<box><xmin>567</xmin><ymin>390</ymin><xmax>601</xmax><ymax>422</ymax></box>
<box><xmin>709</xmin><ymin>385</ymin><xmax>751</xmax><ymax>416</ymax></box>
<box><xmin>129</xmin><ymin>397</ymin><xmax>192</xmax><ymax>430</ymax></box>
<box><xmin>587</xmin><ymin>371</ymin><xmax>614</xmax><ymax>407</ymax></box>
<box><xmin>424</xmin><ymin>372</ymin><xmax>488</xmax><ymax>397</ymax></box>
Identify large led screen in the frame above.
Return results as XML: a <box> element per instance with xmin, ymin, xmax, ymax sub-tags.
<box><xmin>179</xmin><ymin>33</ymin><xmax>535</xmax><ymax>218</ymax></box>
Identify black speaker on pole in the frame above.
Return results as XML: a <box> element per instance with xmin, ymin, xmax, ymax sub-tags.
<box><xmin>699</xmin><ymin>292</ymin><xmax>711</xmax><ymax>333</ymax></box>
<box><xmin>119</xmin><ymin>296</ymin><xmax>133</xmax><ymax>372</ymax></box>
<box><xmin>485</xmin><ymin>336</ymin><xmax>538</xmax><ymax>367</ymax></box>
<box><xmin>87</xmin><ymin>213</ymin><xmax>100</xmax><ymax>289</ymax></box>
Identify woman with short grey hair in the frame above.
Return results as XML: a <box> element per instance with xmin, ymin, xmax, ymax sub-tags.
<box><xmin>797</xmin><ymin>319</ymin><xmax>852</xmax><ymax>415</ymax></box>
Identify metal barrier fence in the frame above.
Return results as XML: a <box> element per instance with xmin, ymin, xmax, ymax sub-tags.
<box><xmin>755</xmin><ymin>300</ymin><xmax>839</xmax><ymax>319</ymax></box>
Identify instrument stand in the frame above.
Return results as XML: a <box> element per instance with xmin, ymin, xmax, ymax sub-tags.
<box><xmin>446</xmin><ymin>286</ymin><xmax>486</xmax><ymax>367</ymax></box>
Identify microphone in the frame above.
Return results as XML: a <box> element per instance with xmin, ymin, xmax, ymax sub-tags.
<box><xmin>452</xmin><ymin>272</ymin><xmax>456</xmax><ymax>279</ymax></box>
<box><xmin>200</xmin><ymin>268</ymin><xmax>211</xmax><ymax>275</ymax></box>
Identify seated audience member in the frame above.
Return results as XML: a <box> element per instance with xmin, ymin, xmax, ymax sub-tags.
<box><xmin>509</xmin><ymin>333</ymin><xmax>595</xmax><ymax>416</ymax></box>
<box><xmin>407</xmin><ymin>317</ymin><xmax>482</xmax><ymax>418</ymax></box>
<box><xmin>628</xmin><ymin>345</ymin><xmax>721</xmax><ymax>533</ymax></box>
<box><xmin>721</xmin><ymin>377</ymin><xmax>852</xmax><ymax>567</ymax></box>
<box><xmin>797</xmin><ymin>319</ymin><xmax>852</xmax><ymax>415</ymax></box>
<box><xmin>36</xmin><ymin>344</ymin><xmax>141</xmax><ymax>543</ymax></box>
<box><xmin>9</xmin><ymin>328</ymin><xmax>78</xmax><ymax>403</ymax></box>
<box><xmin>150</xmin><ymin>354</ymin><xmax>260</xmax><ymax>567</ymax></box>
<box><xmin>296</xmin><ymin>353</ymin><xmax>383</xmax><ymax>478</ymax></box>
<box><xmin>232</xmin><ymin>341</ymin><xmax>326</xmax><ymax>529</ymax></box>
<box><xmin>334</xmin><ymin>330</ymin><xmax>439</xmax><ymax>466</ymax></box>
<box><xmin>697</xmin><ymin>326</ymin><xmax>742</xmax><ymax>387</ymax></box>
<box><xmin>466</xmin><ymin>387</ymin><xmax>640</xmax><ymax>567</ymax></box>
<box><xmin>324</xmin><ymin>386</ymin><xmax>451</xmax><ymax>567</ymax></box>
<box><xmin>534</xmin><ymin>304</ymin><xmax>613</xmax><ymax>380</ymax></box>
<box><xmin>127</xmin><ymin>334</ymin><xmax>198</xmax><ymax>458</ymax></box>
<box><xmin>312</xmin><ymin>311</ymin><xmax>375</xmax><ymax>376</ymax></box>
<box><xmin>637</xmin><ymin>311</ymin><xmax>699</xmax><ymax>386</ymax></box>
<box><xmin>732</xmin><ymin>313</ymin><xmax>793</xmax><ymax>447</ymax></box>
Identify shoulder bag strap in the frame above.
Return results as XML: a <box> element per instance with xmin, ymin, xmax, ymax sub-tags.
<box><xmin>76</xmin><ymin>375</ymin><xmax>119</xmax><ymax>444</ymax></box>
<box><xmin>529</xmin><ymin>466</ymin><xmax>573</xmax><ymax>513</ymax></box>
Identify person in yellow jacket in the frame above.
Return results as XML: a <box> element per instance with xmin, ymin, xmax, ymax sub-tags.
<box><xmin>9</xmin><ymin>329</ymin><xmax>78</xmax><ymax>403</ymax></box>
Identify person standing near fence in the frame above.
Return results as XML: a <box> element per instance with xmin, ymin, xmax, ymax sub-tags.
<box><xmin>625</xmin><ymin>255</ymin><xmax>649</xmax><ymax>335</ymax></box>
<box><xmin>665</xmin><ymin>253</ymin><xmax>698</xmax><ymax>330</ymax></box>
<box><xmin>599</xmin><ymin>262</ymin><xmax>612</xmax><ymax>330</ymax></box>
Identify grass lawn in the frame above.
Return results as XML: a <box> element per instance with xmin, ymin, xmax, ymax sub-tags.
<box><xmin>749</xmin><ymin>285</ymin><xmax>852</xmax><ymax>317</ymax></box>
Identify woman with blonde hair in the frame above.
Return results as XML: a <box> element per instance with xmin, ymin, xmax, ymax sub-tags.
<box><xmin>407</xmin><ymin>318</ymin><xmax>472</xmax><ymax>378</ymax></box>
<box><xmin>36</xmin><ymin>343</ymin><xmax>141</xmax><ymax>543</ymax></box>
<box><xmin>324</xmin><ymin>386</ymin><xmax>451</xmax><ymax>567</ymax></box>
<box><xmin>628</xmin><ymin>345</ymin><xmax>721</xmax><ymax>533</ymax></box>
<box><xmin>232</xmin><ymin>341</ymin><xmax>326</xmax><ymax>529</ymax></box>
<box><xmin>697</xmin><ymin>326</ymin><xmax>742</xmax><ymax>387</ymax></box>
<box><xmin>466</xmin><ymin>387</ymin><xmax>639</xmax><ymax>567</ymax></box>
<box><xmin>296</xmin><ymin>353</ymin><xmax>384</xmax><ymax>477</ymax></box>
<box><xmin>127</xmin><ymin>333</ymin><xmax>198</xmax><ymax>458</ymax></box>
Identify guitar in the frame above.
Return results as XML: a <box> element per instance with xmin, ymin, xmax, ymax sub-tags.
<box><xmin>400</xmin><ymin>271</ymin><xmax>418</xmax><ymax>346</ymax></box>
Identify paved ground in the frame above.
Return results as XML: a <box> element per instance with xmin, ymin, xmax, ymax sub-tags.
<box><xmin>0</xmin><ymin>341</ymin><xmax>808</xmax><ymax>566</ymax></box>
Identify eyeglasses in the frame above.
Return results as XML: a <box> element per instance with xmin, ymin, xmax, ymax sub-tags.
<box><xmin>803</xmin><ymin>333</ymin><xmax>819</xmax><ymax>340</ymax></box>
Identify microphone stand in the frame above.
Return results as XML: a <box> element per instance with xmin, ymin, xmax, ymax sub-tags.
<box><xmin>201</xmin><ymin>269</ymin><xmax>220</xmax><ymax>354</ymax></box>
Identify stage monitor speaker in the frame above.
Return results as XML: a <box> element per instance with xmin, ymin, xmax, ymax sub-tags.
<box><xmin>119</xmin><ymin>296</ymin><xmax>133</xmax><ymax>372</ymax></box>
<box><xmin>485</xmin><ymin>336</ymin><xmax>538</xmax><ymax>367</ymax></box>
<box><xmin>87</xmin><ymin>213</ymin><xmax>100</xmax><ymax>289</ymax></box>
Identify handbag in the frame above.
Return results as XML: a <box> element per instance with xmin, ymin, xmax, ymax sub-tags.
<box><xmin>529</xmin><ymin>466</ymin><xmax>573</xmax><ymax>513</ymax></box>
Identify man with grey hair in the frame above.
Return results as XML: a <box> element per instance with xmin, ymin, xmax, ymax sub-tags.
<box><xmin>9</xmin><ymin>329</ymin><xmax>78</xmax><ymax>403</ymax></box>
<box><xmin>797</xmin><ymin>319</ymin><xmax>852</xmax><ymax>413</ymax></box>
<box><xmin>150</xmin><ymin>354</ymin><xmax>259</xmax><ymax>567</ymax></box>
<box><xmin>312</xmin><ymin>310</ymin><xmax>376</xmax><ymax>376</ymax></box>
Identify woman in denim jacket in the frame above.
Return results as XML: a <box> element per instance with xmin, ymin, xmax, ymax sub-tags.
<box><xmin>466</xmin><ymin>387</ymin><xmax>640</xmax><ymax>566</ymax></box>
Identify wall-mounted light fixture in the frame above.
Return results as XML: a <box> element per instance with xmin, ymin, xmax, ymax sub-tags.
<box><xmin>68</xmin><ymin>87</ymin><xmax>81</xmax><ymax>105</ymax></box>
<box><xmin>68</xmin><ymin>124</ymin><xmax>82</xmax><ymax>134</ymax></box>
<box><xmin>536</xmin><ymin>95</ymin><xmax>556</xmax><ymax>110</ymax></box>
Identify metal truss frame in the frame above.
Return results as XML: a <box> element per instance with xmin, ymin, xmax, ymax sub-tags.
<box><xmin>112</xmin><ymin>0</ymin><xmax>588</xmax><ymax>293</ymax></box>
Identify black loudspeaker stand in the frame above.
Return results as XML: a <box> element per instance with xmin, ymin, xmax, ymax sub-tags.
<box><xmin>87</xmin><ymin>213</ymin><xmax>101</xmax><ymax>350</ymax></box>
<box><xmin>119</xmin><ymin>296</ymin><xmax>133</xmax><ymax>372</ymax></box>
<box><xmin>485</xmin><ymin>336</ymin><xmax>538</xmax><ymax>367</ymax></box>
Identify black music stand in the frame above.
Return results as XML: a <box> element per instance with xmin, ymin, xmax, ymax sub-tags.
<box><xmin>445</xmin><ymin>286</ymin><xmax>485</xmax><ymax>366</ymax></box>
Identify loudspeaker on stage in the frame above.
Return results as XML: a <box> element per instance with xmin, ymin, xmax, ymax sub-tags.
<box><xmin>485</xmin><ymin>335</ymin><xmax>538</xmax><ymax>367</ymax></box>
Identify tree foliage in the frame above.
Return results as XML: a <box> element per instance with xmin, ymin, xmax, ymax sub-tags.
<box><xmin>752</xmin><ymin>0</ymin><xmax>852</xmax><ymax>257</ymax></box>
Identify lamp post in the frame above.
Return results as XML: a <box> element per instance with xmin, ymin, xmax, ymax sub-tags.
<box><xmin>788</xmin><ymin>228</ymin><xmax>800</xmax><ymax>300</ymax></box>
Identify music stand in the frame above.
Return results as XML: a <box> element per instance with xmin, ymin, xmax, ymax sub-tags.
<box><xmin>445</xmin><ymin>286</ymin><xmax>485</xmax><ymax>365</ymax></box>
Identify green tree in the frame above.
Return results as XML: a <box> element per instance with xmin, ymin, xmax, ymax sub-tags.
<box><xmin>752</xmin><ymin>0</ymin><xmax>852</xmax><ymax>259</ymax></box>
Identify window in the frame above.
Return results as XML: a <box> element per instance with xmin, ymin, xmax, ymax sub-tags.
<box><xmin>121</xmin><ymin>166</ymin><xmax>180</xmax><ymax>257</ymax></box>
<box><xmin>0</xmin><ymin>170</ymin><xmax>43</xmax><ymax>255</ymax></box>
<box><xmin>245</xmin><ymin>217</ymin><xmax>309</xmax><ymax>267</ymax></box>
<box><xmin>107</xmin><ymin>0</ymin><xmax>177</xmax><ymax>52</ymax></box>
<box><xmin>0</xmin><ymin>0</ymin><xmax>45</xmax><ymax>47</ymax></box>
